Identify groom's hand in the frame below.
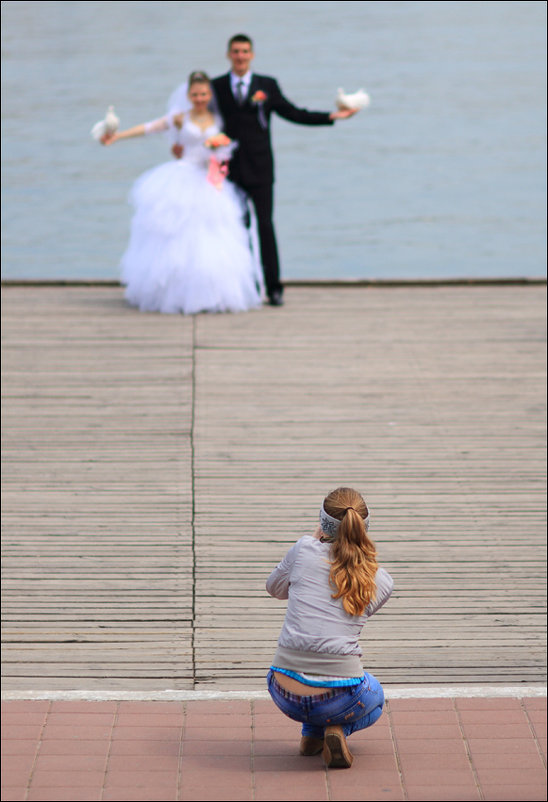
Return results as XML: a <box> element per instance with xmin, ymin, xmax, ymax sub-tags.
<box><xmin>329</xmin><ymin>108</ymin><xmax>359</xmax><ymax>121</ymax></box>
<box><xmin>172</xmin><ymin>144</ymin><xmax>183</xmax><ymax>159</ymax></box>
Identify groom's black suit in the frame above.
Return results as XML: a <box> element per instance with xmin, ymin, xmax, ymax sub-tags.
<box><xmin>212</xmin><ymin>73</ymin><xmax>333</xmax><ymax>299</ymax></box>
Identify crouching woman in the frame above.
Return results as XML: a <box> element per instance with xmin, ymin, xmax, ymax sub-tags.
<box><xmin>266</xmin><ymin>487</ymin><xmax>393</xmax><ymax>768</ymax></box>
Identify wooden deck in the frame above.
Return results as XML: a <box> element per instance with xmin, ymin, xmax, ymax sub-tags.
<box><xmin>1</xmin><ymin>284</ymin><xmax>546</xmax><ymax>691</ymax></box>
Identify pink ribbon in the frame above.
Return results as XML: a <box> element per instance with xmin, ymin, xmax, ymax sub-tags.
<box><xmin>207</xmin><ymin>156</ymin><xmax>229</xmax><ymax>190</ymax></box>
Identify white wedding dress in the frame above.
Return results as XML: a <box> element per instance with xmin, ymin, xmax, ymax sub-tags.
<box><xmin>120</xmin><ymin>115</ymin><xmax>263</xmax><ymax>314</ymax></box>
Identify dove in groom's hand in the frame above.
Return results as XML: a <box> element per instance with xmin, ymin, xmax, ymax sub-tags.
<box><xmin>336</xmin><ymin>88</ymin><xmax>370</xmax><ymax>111</ymax></box>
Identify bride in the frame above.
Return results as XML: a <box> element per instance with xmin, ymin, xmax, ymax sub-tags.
<box><xmin>102</xmin><ymin>71</ymin><xmax>263</xmax><ymax>314</ymax></box>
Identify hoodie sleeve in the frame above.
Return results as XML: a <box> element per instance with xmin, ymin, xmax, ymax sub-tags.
<box><xmin>266</xmin><ymin>538</ymin><xmax>306</xmax><ymax>600</ymax></box>
<box><xmin>365</xmin><ymin>568</ymin><xmax>394</xmax><ymax>617</ymax></box>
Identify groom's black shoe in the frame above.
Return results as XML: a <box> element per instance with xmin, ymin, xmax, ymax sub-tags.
<box><xmin>268</xmin><ymin>291</ymin><xmax>284</xmax><ymax>307</ymax></box>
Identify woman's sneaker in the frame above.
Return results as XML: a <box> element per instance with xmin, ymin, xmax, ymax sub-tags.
<box><xmin>299</xmin><ymin>736</ymin><xmax>324</xmax><ymax>756</ymax></box>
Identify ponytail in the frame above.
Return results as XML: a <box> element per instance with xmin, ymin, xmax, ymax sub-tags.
<box><xmin>323</xmin><ymin>488</ymin><xmax>378</xmax><ymax>617</ymax></box>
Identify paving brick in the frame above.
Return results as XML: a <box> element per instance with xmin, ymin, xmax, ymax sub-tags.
<box><xmin>40</xmin><ymin>725</ymin><xmax>113</xmax><ymax>741</ymax></box>
<box><xmin>522</xmin><ymin>698</ymin><xmax>547</xmax><ymax>711</ymax></box>
<box><xmin>460</xmin><ymin>721</ymin><xmax>533</xmax><ymax>739</ymax></box>
<box><xmin>104</xmin><ymin>769</ymin><xmax>178</xmax><ymax>788</ymax></box>
<box><xmin>108</xmin><ymin>739</ymin><xmax>180</xmax><ymax>757</ymax></box>
<box><xmin>27</xmin><ymin>791</ymin><xmax>102</xmax><ymax>802</ymax></box>
<box><xmin>406</xmin><ymin>787</ymin><xmax>480</xmax><ymax>801</ymax></box>
<box><xmin>1</xmin><ymin>740</ymin><xmax>39</xmax><ymax>756</ymax></box>
<box><xmin>115</xmin><ymin>712</ymin><xmax>184</xmax><ymax>728</ymax></box>
<box><xmin>388</xmin><ymin>698</ymin><xmax>455</xmax><ymax>711</ymax></box>
<box><xmin>329</xmin><ymin>783</ymin><xmax>405</xmax><ymax>801</ymax></box>
<box><xmin>396</xmin><ymin>738</ymin><xmax>467</xmax><ymax>755</ymax></box>
<box><xmin>1</xmin><ymin>702</ymin><xmax>49</xmax><ymax>714</ymax></box>
<box><xmin>106</xmin><ymin>754</ymin><xmax>180</xmax><ymax>772</ymax></box>
<box><xmin>103</xmin><ymin>791</ymin><xmax>177</xmax><ymax>802</ymax></box>
<box><xmin>182</xmin><ymin>738</ymin><xmax>251</xmax><ymax>755</ymax></box>
<box><xmin>29</xmin><ymin>769</ymin><xmax>105</xmax><ymax>788</ymax></box>
<box><xmin>1</xmin><ymin>712</ymin><xmax>47</xmax><ymax>727</ymax></box>
<box><xmin>254</xmin><ymin>770</ymin><xmax>328</xmax><ymax>801</ymax></box>
<box><xmin>475</xmin><ymin>767</ymin><xmax>547</xmax><ymax>786</ymax></box>
<box><xmin>44</xmin><ymin>712</ymin><xmax>114</xmax><ymax>727</ymax></box>
<box><xmin>401</xmin><ymin>768</ymin><xmax>476</xmax><ymax>786</ymax></box>
<box><xmin>391</xmin><ymin>723</ymin><xmax>462</xmax><ymax>740</ymax></box>
<box><xmin>466</xmin><ymin>736</ymin><xmax>542</xmax><ymax>755</ymax></box>
<box><xmin>49</xmin><ymin>702</ymin><xmax>117</xmax><ymax>714</ymax></box>
<box><xmin>455</xmin><ymin>698</ymin><xmax>523</xmax><ymax>711</ymax></box>
<box><xmin>33</xmin><ymin>754</ymin><xmax>106</xmax><ymax>772</ymax></box>
<box><xmin>110</xmin><ymin>726</ymin><xmax>182</xmax><ymax>741</ymax></box>
<box><xmin>117</xmin><ymin>702</ymin><xmax>184</xmax><ymax>715</ymax></box>
<box><xmin>469</xmin><ymin>750</ymin><xmax>545</xmax><ymax>770</ymax></box>
<box><xmin>457</xmin><ymin>709</ymin><xmax>528</xmax><ymax>724</ymax></box>
<box><xmin>480</xmin><ymin>785</ymin><xmax>547</xmax><ymax>801</ymax></box>
<box><xmin>0</xmin><ymin>789</ymin><xmax>28</xmax><ymax>802</ymax></box>
<box><xmin>36</xmin><ymin>739</ymin><xmax>110</xmax><ymax>756</ymax></box>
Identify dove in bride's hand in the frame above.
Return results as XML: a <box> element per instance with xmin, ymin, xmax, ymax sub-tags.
<box><xmin>336</xmin><ymin>88</ymin><xmax>370</xmax><ymax>111</ymax></box>
<box><xmin>91</xmin><ymin>106</ymin><xmax>120</xmax><ymax>141</ymax></box>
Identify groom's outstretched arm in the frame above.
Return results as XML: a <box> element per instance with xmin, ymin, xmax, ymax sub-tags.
<box><xmin>267</xmin><ymin>78</ymin><xmax>335</xmax><ymax>126</ymax></box>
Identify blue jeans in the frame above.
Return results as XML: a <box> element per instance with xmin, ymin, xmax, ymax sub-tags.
<box><xmin>267</xmin><ymin>669</ymin><xmax>385</xmax><ymax>739</ymax></box>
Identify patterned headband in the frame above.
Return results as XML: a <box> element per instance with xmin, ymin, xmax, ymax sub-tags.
<box><xmin>319</xmin><ymin>503</ymin><xmax>370</xmax><ymax>538</ymax></box>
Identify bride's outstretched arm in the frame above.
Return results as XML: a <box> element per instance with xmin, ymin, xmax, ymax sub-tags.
<box><xmin>102</xmin><ymin>116</ymin><xmax>169</xmax><ymax>145</ymax></box>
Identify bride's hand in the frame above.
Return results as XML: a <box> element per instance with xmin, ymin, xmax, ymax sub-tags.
<box><xmin>101</xmin><ymin>132</ymin><xmax>118</xmax><ymax>145</ymax></box>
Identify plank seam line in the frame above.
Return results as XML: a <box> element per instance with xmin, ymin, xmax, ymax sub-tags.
<box><xmin>454</xmin><ymin>696</ymin><xmax>483</xmax><ymax>801</ymax></box>
<box><xmin>190</xmin><ymin>315</ymin><xmax>197</xmax><ymax>690</ymax></box>
<box><xmin>1</xmin><ymin>686</ymin><xmax>546</xmax><ymax>702</ymax></box>
<box><xmin>386</xmin><ymin>700</ymin><xmax>407</xmax><ymax>801</ymax></box>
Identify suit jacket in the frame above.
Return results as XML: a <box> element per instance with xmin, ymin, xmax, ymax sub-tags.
<box><xmin>211</xmin><ymin>73</ymin><xmax>333</xmax><ymax>187</ymax></box>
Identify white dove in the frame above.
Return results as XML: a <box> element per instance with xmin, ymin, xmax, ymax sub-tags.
<box><xmin>336</xmin><ymin>88</ymin><xmax>370</xmax><ymax>111</ymax></box>
<box><xmin>90</xmin><ymin>106</ymin><xmax>120</xmax><ymax>141</ymax></box>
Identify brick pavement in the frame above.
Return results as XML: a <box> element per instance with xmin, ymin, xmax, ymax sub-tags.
<box><xmin>1</xmin><ymin>695</ymin><xmax>546</xmax><ymax>801</ymax></box>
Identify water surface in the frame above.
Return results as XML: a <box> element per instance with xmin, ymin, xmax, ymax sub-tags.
<box><xmin>1</xmin><ymin>0</ymin><xmax>546</xmax><ymax>280</ymax></box>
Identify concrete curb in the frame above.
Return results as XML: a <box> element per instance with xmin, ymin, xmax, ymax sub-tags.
<box><xmin>2</xmin><ymin>685</ymin><xmax>546</xmax><ymax>702</ymax></box>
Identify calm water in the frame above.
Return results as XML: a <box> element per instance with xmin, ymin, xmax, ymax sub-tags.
<box><xmin>1</xmin><ymin>0</ymin><xmax>546</xmax><ymax>280</ymax></box>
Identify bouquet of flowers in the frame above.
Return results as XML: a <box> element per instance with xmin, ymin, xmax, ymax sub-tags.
<box><xmin>204</xmin><ymin>133</ymin><xmax>233</xmax><ymax>149</ymax></box>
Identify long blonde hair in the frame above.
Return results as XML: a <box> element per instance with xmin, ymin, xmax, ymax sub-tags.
<box><xmin>324</xmin><ymin>487</ymin><xmax>378</xmax><ymax>617</ymax></box>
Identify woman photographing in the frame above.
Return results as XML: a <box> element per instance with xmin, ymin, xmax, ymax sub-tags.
<box><xmin>266</xmin><ymin>487</ymin><xmax>393</xmax><ymax>768</ymax></box>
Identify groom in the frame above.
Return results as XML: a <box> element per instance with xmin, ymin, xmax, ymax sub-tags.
<box><xmin>210</xmin><ymin>34</ymin><xmax>356</xmax><ymax>306</ymax></box>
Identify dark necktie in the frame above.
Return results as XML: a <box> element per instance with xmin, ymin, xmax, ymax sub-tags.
<box><xmin>236</xmin><ymin>80</ymin><xmax>245</xmax><ymax>105</ymax></box>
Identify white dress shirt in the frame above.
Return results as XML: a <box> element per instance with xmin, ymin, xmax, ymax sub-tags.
<box><xmin>230</xmin><ymin>70</ymin><xmax>252</xmax><ymax>102</ymax></box>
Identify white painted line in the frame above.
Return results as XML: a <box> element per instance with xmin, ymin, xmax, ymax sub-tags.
<box><xmin>1</xmin><ymin>686</ymin><xmax>546</xmax><ymax>702</ymax></box>
<box><xmin>385</xmin><ymin>685</ymin><xmax>547</xmax><ymax>699</ymax></box>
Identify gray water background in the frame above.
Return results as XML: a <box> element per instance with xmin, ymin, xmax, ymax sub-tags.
<box><xmin>1</xmin><ymin>0</ymin><xmax>546</xmax><ymax>281</ymax></box>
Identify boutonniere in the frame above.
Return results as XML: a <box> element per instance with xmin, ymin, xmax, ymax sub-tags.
<box><xmin>251</xmin><ymin>91</ymin><xmax>268</xmax><ymax>129</ymax></box>
<box><xmin>251</xmin><ymin>90</ymin><xmax>268</xmax><ymax>104</ymax></box>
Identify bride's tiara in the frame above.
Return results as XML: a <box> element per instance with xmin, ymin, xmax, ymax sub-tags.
<box><xmin>188</xmin><ymin>70</ymin><xmax>210</xmax><ymax>84</ymax></box>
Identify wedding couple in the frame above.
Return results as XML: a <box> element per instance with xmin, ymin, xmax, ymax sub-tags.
<box><xmin>104</xmin><ymin>34</ymin><xmax>356</xmax><ymax>314</ymax></box>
